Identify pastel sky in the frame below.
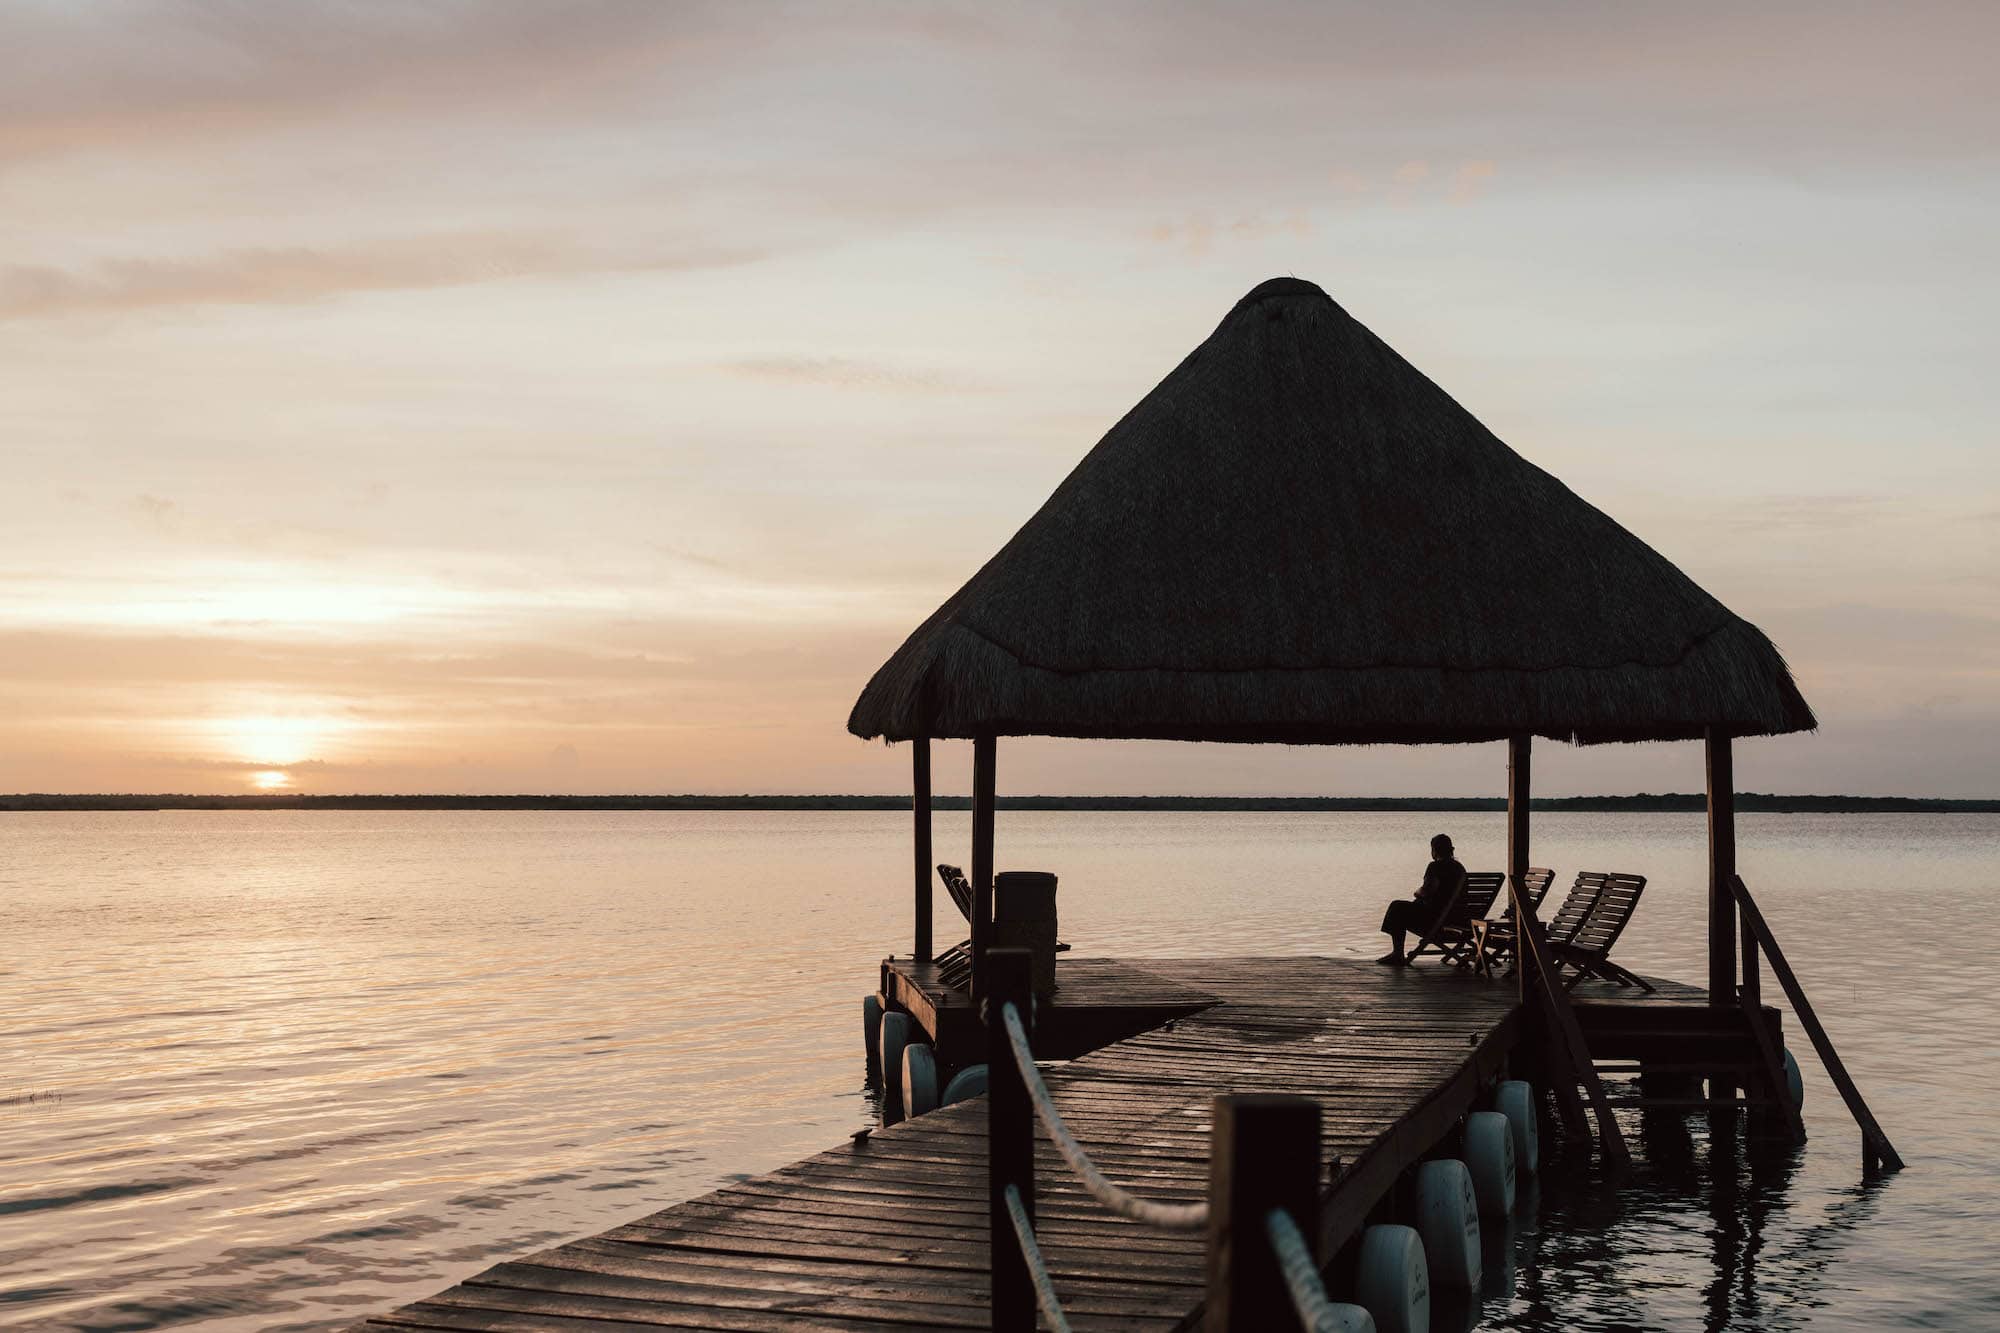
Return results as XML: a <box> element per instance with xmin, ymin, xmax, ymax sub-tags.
<box><xmin>4</xmin><ymin>2</ymin><xmax>1996</xmax><ymax>798</ymax></box>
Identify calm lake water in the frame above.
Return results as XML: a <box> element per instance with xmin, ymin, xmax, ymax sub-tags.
<box><xmin>4</xmin><ymin>810</ymin><xmax>1997</xmax><ymax>1331</ymax></box>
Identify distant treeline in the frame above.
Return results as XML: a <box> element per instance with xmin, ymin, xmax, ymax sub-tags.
<box><xmin>3</xmin><ymin>792</ymin><xmax>1996</xmax><ymax>813</ymax></box>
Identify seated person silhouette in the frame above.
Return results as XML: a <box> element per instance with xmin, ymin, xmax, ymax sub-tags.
<box><xmin>1376</xmin><ymin>833</ymin><xmax>1466</xmax><ymax>967</ymax></box>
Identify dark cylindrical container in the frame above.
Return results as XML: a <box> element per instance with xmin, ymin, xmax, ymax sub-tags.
<box><xmin>992</xmin><ymin>871</ymin><xmax>1059</xmax><ymax>997</ymax></box>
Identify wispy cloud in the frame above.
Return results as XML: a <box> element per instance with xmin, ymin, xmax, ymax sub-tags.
<box><xmin>1724</xmin><ymin>494</ymin><xmax>1896</xmax><ymax>531</ymax></box>
<box><xmin>721</xmin><ymin>357</ymin><xmax>989</xmax><ymax>394</ymax></box>
<box><xmin>1448</xmin><ymin>160</ymin><xmax>1498</xmax><ymax>207</ymax></box>
<box><xmin>1142</xmin><ymin>212</ymin><xmax>1314</xmax><ymax>256</ymax></box>
<box><xmin>0</xmin><ymin>2</ymin><xmax>728</xmax><ymax>162</ymax></box>
<box><xmin>0</xmin><ymin>233</ymin><xmax>763</xmax><ymax>320</ymax></box>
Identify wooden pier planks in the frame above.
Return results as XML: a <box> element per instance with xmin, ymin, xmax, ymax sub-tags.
<box><xmin>355</xmin><ymin>957</ymin><xmax>1521</xmax><ymax>1333</ymax></box>
<box><xmin>883</xmin><ymin>956</ymin><xmax>1221</xmax><ymax>1066</ymax></box>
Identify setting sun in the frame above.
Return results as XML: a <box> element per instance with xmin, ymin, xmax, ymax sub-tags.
<box><xmin>249</xmin><ymin>770</ymin><xmax>291</xmax><ymax>791</ymax></box>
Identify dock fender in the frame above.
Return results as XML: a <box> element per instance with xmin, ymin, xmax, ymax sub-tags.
<box><xmin>1354</xmin><ymin>1223</ymin><xmax>1430</xmax><ymax>1333</ymax></box>
<box><xmin>878</xmin><ymin>1011</ymin><xmax>912</xmax><ymax>1124</ymax></box>
<box><xmin>902</xmin><ymin>1043</ymin><xmax>938</xmax><ymax>1119</ymax></box>
<box><xmin>862</xmin><ymin>994</ymin><xmax>885</xmax><ymax>1087</ymax></box>
<box><xmin>1783</xmin><ymin>1047</ymin><xmax>1804</xmax><ymax>1109</ymax></box>
<box><xmin>1413</xmin><ymin>1159</ymin><xmax>1482</xmax><ymax>1291</ymax></box>
<box><xmin>1494</xmin><ymin>1079</ymin><xmax>1539</xmax><ymax>1175</ymax></box>
<box><xmin>940</xmin><ymin>1064</ymin><xmax>988</xmax><ymax>1107</ymax></box>
<box><xmin>1464</xmin><ymin>1111</ymin><xmax>1516</xmax><ymax>1220</ymax></box>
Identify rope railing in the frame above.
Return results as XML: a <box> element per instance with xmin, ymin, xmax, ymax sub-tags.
<box><xmin>1266</xmin><ymin>1207</ymin><xmax>1359</xmax><ymax>1333</ymax></box>
<box><xmin>984</xmin><ymin>947</ymin><xmax>1339</xmax><ymax>1331</ymax></box>
<box><xmin>999</xmin><ymin>1001</ymin><xmax>1210</xmax><ymax>1231</ymax></box>
<box><xmin>1001</xmin><ymin>1183</ymin><xmax>1073</xmax><ymax>1333</ymax></box>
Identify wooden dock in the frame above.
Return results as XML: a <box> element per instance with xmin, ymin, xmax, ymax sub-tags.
<box><xmin>354</xmin><ymin>955</ymin><xmax>1598</xmax><ymax>1332</ymax></box>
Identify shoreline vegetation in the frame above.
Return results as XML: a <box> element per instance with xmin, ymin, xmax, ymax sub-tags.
<box><xmin>3</xmin><ymin>793</ymin><xmax>1995</xmax><ymax>813</ymax></box>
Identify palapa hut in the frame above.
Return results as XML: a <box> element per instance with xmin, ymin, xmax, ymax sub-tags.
<box><xmin>851</xmin><ymin>275</ymin><xmax>1814</xmax><ymax>1006</ymax></box>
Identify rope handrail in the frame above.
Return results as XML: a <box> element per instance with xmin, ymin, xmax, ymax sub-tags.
<box><xmin>1002</xmin><ymin>1184</ymin><xmax>1073</xmax><ymax>1333</ymax></box>
<box><xmin>1265</xmin><ymin>1208</ymin><xmax>1356</xmax><ymax>1333</ymax></box>
<box><xmin>1000</xmin><ymin>1001</ymin><xmax>1210</xmax><ymax>1231</ymax></box>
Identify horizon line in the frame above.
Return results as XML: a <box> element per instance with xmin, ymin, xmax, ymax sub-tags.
<box><xmin>3</xmin><ymin>791</ymin><xmax>1995</xmax><ymax>812</ymax></box>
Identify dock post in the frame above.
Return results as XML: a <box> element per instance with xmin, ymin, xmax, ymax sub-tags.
<box><xmin>1506</xmin><ymin>735</ymin><xmax>1531</xmax><ymax>1004</ymax></box>
<box><xmin>1205</xmin><ymin>1093</ymin><xmax>1322</xmax><ymax>1332</ymax></box>
<box><xmin>1706</xmin><ymin>729</ymin><xmax>1738</xmax><ymax>1107</ymax></box>
<box><xmin>1706</xmin><ymin>729</ymin><xmax>1737</xmax><ymax>1008</ymax></box>
<box><xmin>971</xmin><ymin>733</ymin><xmax>997</xmax><ymax>1001</ymax></box>
<box><xmin>987</xmin><ymin>947</ymin><xmax>1036</xmax><ymax>1331</ymax></box>
<box><xmin>912</xmin><ymin>734</ymin><xmax>932</xmax><ymax>963</ymax></box>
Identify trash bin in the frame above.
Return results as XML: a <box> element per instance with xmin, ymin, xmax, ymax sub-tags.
<box><xmin>992</xmin><ymin>870</ymin><xmax>1059</xmax><ymax>997</ymax></box>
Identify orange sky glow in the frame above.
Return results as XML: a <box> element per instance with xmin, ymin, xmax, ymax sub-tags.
<box><xmin>3</xmin><ymin>3</ymin><xmax>1996</xmax><ymax>798</ymax></box>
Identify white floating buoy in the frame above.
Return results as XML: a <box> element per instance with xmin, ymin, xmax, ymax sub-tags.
<box><xmin>862</xmin><ymin>994</ymin><xmax>884</xmax><ymax>1087</ymax></box>
<box><xmin>1464</xmin><ymin>1111</ymin><xmax>1516</xmax><ymax>1220</ymax></box>
<box><xmin>940</xmin><ymin>1064</ymin><xmax>989</xmax><ymax>1107</ymax></box>
<box><xmin>902</xmin><ymin>1043</ymin><xmax>938</xmax><ymax>1119</ymax></box>
<box><xmin>1494</xmin><ymin>1080</ymin><xmax>1539</xmax><ymax>1175</ymax></box>
<box><xmin>878</xmin><ymin>1011</ymin><xmax>912</xmax><ymax>1125</ymax></box>
<box><xmin>1413</xmin><ymin>1159</ymin><xmax>1482</xmax><ymax>1291</ymax></box>
<box><xmin>1321</xmin><ymin>1304</ymin><xmax>1377</xmax><ymax>1332</ymax></box>
<box><xmin>1783</xmin><ymin>1048</ymin><xmax>1804</xmax><ymax>1110</ymax></box>
<box><xmin>1355</xmin><ymin>1223</ymin><xmax>1429</xmax><ymax>1333</ymax></box>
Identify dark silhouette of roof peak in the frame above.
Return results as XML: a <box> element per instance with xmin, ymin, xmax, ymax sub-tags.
<box><xmin>849</xmin><ymin>279</ymin><xmax>1815</xmax><ymax>747</ymax></box>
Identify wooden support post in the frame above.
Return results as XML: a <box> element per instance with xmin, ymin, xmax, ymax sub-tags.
<box><xmin>1507</xmin><ymin>736</ymin><xmax>1531</xmax><ymax>887</ymax></box>
<box><xmin>1732</xmin><ymin>876</ymin><xmax>1902</xmax><ymax>1171</ymax></box>
<box><xmin>1206</xmin><ymin>1093</ymin><xmax>1322</xmax><ymax>1333</ymax></box>
<box><xmin>1507</xmin><ymin>734</ymin><xmax>1531</xmax><ymax>1004</ymax></box>
<box><xmin>1735</xmin><ymin>903</ymin><xmax>1802</xmax><ymax>1138</ymax></box>
<box><xmin>1740</xmin><ymin>911</ymin><xmax>1759</xmax><ymax>1010</ymax></box>
<box><xmin>987</xmin><ymin>947</ymin><xmax>1036</xmax><ymax>1331</ymax></box>
<box><xmin>1512</xmin><ymin>879</ymin><xmax>1627</xmax><ymax>1166</ymax></box>
<box><xmin>912</xmin><ymin>735</ymin><xmax>932</xmax><ymax>964</ymax></box>
<box><xmin>970</xmin><ymin>733</ymin><xmax>996</xmax><ymax>1001</ymax></box>
<box><xmin>1706</xmin><ymin>729</ymin><xmax>1738</xmax><ymax>1008</ymax></box>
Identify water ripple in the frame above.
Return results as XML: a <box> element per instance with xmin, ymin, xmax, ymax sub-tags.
<box><xmin>2</xmin><ymin>809</ymin><xmax>1995</xmax><ymax>1331</ymax></box>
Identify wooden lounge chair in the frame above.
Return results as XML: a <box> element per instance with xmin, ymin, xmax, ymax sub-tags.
<box><xmin>1503</xmin><ymin>866</ymin><xmax>1556</xmax><ymax>919</ymax></box>
<box><xmin>1462</xmin><ymin>868</ymin><xmax>1552</xmax><ymax>971</ymax></box>
<box><xmin>1476</xmin><ymin>869</ymin><xmax>1586</xmax><ymax>973</ymax></box>
<box><xmin>1549</xmin><ymin>873</ymin><xmax>1653</xmax><ymax>991</ymax></box>
<box><xmin>1406</xmin><ymin>871</ymin><xmax>1504</xmax><ymax>966</ymax></box>
<box><xmin>931</xmin><ymin>864</ymin><xmax>1069</xmax><ymax>990</ymax></box>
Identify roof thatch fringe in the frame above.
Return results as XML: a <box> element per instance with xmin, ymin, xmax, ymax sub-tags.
<box><xmin>849</xmin><ymin>277</ymin><xmax>1816</xmax><ymax>746</ymax></box>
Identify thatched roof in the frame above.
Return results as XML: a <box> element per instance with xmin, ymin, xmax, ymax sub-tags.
<box><xmin>849</xmin><ymin>277</ymin><xmax>1815</xmax><ymax>747</ymax></box>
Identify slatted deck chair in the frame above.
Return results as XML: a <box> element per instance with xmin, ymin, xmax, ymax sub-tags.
<box><xmin>1464</xmin><ymin>867</ymin><xmax>1553</xmax><ymax>971</ymax></box>
<box><xmin>1505</xmin><ymin>866</ymin><xmax>1557</xmax><ymax>919</ymax></box>
<box><xmin>1479</xmin><ymin>869</ymin><xmax>1595</xmax><ymax>975</ymax></box>
<box><xmin>932</xmin><ymin>864</ymin><xmax>1070</xmax><ymax>990</ymax></box>
<box><xmin>1406</xmin><ymin>871</ymin><xmax>1504</xmax><ymax>966</ymax></box>
<box><xmin>1548</xmin><ymin>872</ymin><xmax>1654</xmax><ymax>992</ymax></box>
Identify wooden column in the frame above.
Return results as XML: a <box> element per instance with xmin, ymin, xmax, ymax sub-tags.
<box><xmin>970</xmin><ymin>732</ymin><xmax>997</xmax><ymax>1001</ymax></box>
<box><xmin>1706</xmin><ymin>729</ymin><xmax>1737</xmax><ymax>1008</ymax></box>
<box><xmin>1507</xmin><ymin>735</ymin><xmax>1531</xmax><ymax>1001</ymax></box>
<box><xmin>1507</xmin><ymin>735</ymin><xmax>1531</xmax><ymax>885</ymax></box>
<box><xmin>911</xmin><ymin>735</ymin><xmax>932</xmax><ymax>963</ymax></box>
<box><xmin>1205</xmin><ymin>1093</ymin><xmax>1322</xmax><ymax>1332</ymax></box>
<box><xmin>987</xmin><ymin>947</ymin><xmax>1036</xmax><ymax>1330</ymax></box>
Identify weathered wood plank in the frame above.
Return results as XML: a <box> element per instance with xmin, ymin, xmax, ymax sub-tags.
<box><xmin>355</xmin><ymin>954</ymin><xmax>1694</xmax><ymax>1333</ymax></box>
